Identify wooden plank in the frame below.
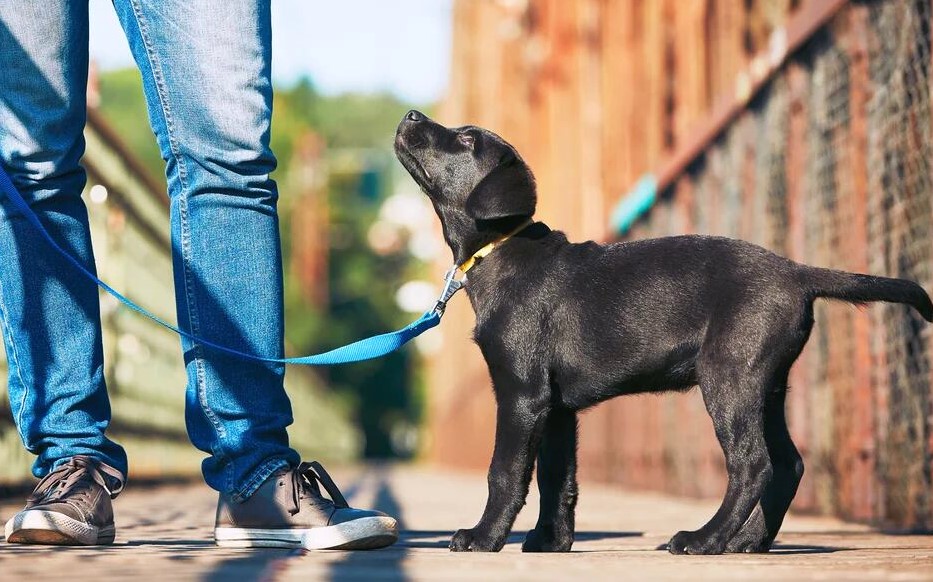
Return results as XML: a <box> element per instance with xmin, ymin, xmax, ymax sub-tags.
<box><xmin>579</xmin><ymin>0</ymin><xmax>605</xmax><ymax>240</ymax></box>
<box><xmin>599</xmin><ymin>0</ymin><xmax>634</xmax><ymax>218</ymax></box>
<box><xmin>927</xmin><ymin>0</ymin><xmax>933</xmax><ymax>520</ymax></box>
<box><xmin>842</xmin><ymin>2</ymin><xmax>876</xmax><ymax>522</ymax></box>
<box><xmin>639</xmin><ymin>0</ymin><xmax>850</xmax><ymax>205</ymax></box>
<box><xmin>642</xmin><ymin>0</ymin><xmax>666</xmax><ymax>169</ymax></box>
<box><xmin>673</xmin><ymin>0</ymin><xmax>710</xmax><ymax>146</ymax></box>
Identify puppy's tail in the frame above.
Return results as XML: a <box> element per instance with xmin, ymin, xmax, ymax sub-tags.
<box><xmin>800</xmin><ymin>266</ymin><xmax>932</xmax><ymax>322</ymax></box>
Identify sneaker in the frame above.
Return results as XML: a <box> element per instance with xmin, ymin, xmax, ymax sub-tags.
<box><xmin>214</xmin><ymin>461</ymin><xmax>398</xmax><ymax>550</ymax></box>
<box><xmin>4</xmin><ymin>455</ymin><xmax>124</xmax><ymax>546</ymax></box>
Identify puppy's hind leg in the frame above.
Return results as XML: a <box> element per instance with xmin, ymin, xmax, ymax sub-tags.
<box><xmin>523</xmin><ymin>407</ymin><xmax>578</xmax><ymax>552</ymax></box>
<box><xmin>726</xmin><ymin>386</ymin><xmax>804</xmax><ymax>553</ymax></box>
<box><xmin>668</xmin><ymin>372</ymin><xmax>772</xmax><ymax>555</ymax></box>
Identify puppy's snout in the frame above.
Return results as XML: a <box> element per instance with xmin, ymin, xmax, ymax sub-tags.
<box><xmin>397</xmin><ymin>110</ymin><xmax>430</xmax><ymax>150</ymax></box>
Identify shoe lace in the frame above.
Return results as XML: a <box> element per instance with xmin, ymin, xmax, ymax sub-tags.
<box><xmin>287</xmin><ymin>461</ymin><xmax>350</xmax><ymax>516</ymax></box>
<box><xmin>28</xmin><ymin>456</ymin><xmax>124</xmax><ymax>505</ymax></box>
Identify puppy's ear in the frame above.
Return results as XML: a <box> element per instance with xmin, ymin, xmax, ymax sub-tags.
<box><xmin>465</xmin><ymin>155</ymin><xmax>536</xmax><ymax>220</ymax></box>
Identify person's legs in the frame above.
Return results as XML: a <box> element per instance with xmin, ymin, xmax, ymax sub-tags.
<box><xmin>110</xmin><ymin>1</ymin><xmax>398</xmax><ymax>549</ymax></box>
<box><xmin>0</xmin><ymin>0</ymin><xmax>127</xmax><ymax>481</ymax></box>
<box><xmin>0</xmin><ymin>2</ymin><xmax>127</xmax><ymax>547</ymax></box>
<box><xmin>111</xmin><ymin>0</ymin><xmax>299</xmax><ymax>499</ymax></box>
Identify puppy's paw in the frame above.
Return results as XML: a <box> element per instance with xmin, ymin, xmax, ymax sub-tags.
<box><xmin>725</xmin><ymin>511</ymin><xmax>773</xmax><ymax>553</ymax></box>
<box><xmin>725</xmin><ymin>530</ymin><xmax>773</xmax><ymax>553</ymax></box>
<box><xmin>522</xmin><ymin>526</ymin><xmax>573</xmax><ymax>552</ymax></box>
<box><xmin>449</xmin><ymin>528</ymin><xmax>475</xmax><ymax>552</ymax></box>
<box><xmin>667</xmin><ymin>530</ymin><xmax>726</xmax><ymax>555</ymax></box>
<box><xmin>449</xmin><ymin>528</ymin><xmax>503</xmax><ymax>552</ymax></box>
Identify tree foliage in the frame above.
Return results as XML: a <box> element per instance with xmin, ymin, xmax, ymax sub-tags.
<box><xmin>98</xmin><ymin>70</ymin><xmax>431</xmax><ymax>458</ymax></box>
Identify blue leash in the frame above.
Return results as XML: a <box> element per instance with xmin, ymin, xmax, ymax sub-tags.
<box><xmin>0</xmin><ymin>165</ymin><xmax>460</xmax><ymax>365</ymax></box>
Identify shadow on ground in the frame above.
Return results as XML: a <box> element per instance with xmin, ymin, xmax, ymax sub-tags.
<box><xmin>324</xmin><ymin>466</ymin><xmax>409</xmax><ymax>581</ymax></box>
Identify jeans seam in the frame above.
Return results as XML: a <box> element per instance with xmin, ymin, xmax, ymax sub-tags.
<box><xmin>127</xmin><ymin>0</ymin><xmax>230</xmax><ymax>489</ymax></box>
<box><xmin>232</xmin><ymin>457</ymin><xmax>291</xmax><ymax>503</ymax></box>
<box><xmin>0</xmin><ymin>276</ymin><xmax>31</xmax><ymax>445</ymax></box>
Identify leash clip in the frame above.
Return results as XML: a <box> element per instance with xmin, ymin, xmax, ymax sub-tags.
<box><xmin>433</xmin><ymin>266</ymin><xmax>465</xmax><ymax>316</ymax></box>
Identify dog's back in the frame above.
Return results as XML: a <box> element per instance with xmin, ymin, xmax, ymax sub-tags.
<box><xmin>472</xmin><ymin>232</ymin><xmax>931</xmax><ymax>410</ymax></box>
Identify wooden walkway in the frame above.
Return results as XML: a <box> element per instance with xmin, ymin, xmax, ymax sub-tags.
<box><xmin>1</xmin><ymin>465</ymin><xmax>931</xmax><ymax>581</ymax></box>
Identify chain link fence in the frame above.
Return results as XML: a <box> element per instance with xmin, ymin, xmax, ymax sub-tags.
<box><xmin>630</xmin><ymin>0</ymin><xmax>932</xmax><ymax>529</ymax></box>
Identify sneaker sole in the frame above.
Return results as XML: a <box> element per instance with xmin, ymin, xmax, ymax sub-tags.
<box><xmin>4</xmin><ymin>510</ymin><xmax>115</xmax><ymax>546</ymax></box>
<box><xmin>214</xmin><ymin>516</ymin><xmax>399</xmax><ymax>550</ymax></box>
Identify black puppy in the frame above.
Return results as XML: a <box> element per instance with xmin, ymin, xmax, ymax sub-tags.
<box><xmin>394</xmin><ymin>110</ymin><xmax>933</xmax><ymax>555</ymax></box>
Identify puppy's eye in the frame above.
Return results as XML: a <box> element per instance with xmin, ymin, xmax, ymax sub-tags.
<box><xmin>457</xmin><ymin>133</ymin><xmax>475</xmax><ymax>149</ymax></box>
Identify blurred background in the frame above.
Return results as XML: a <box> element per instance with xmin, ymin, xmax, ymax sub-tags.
<box><xmin>1</xmin><ymin>0</ymin><xmax>931</xmax><ymax>533</ymax></box>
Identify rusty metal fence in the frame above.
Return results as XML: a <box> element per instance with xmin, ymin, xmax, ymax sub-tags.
<box><xmin>432</xmin><ymin>0</ymin><xmax>933</xmax><ymax>531</ymax></box>
<box><xmin>616</xmin><ymin>0</ymin><xmax>932</xmax><ymax>529</ymax></box>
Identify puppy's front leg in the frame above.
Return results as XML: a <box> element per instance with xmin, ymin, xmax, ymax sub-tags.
<box><xmin>450</xmin><ymin>395</ymin><xmax>548</xmax><ymax>552</ymax></box>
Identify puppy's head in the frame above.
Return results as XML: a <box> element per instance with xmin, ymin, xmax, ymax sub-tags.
<box><xmin>394</xmin><ymin>110</ymin><xmax>536</xmax><ymax>261</ymax></box>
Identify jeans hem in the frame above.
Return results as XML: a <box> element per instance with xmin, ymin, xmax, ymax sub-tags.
<box><xmin>229</xmin><ymin>456</ymin><xmax>292</xmax><ymax>503</ymax></box>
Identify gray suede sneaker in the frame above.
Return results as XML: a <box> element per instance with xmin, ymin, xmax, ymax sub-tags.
<box><xmin>214</xmin><ymin>461</ymin><xmax>398</xmax><ymax>550</ymax></box>
<box><xmin>4</xmin><ymin>455</ymin><xmax>124</xmax><ymax>546</ymax></box>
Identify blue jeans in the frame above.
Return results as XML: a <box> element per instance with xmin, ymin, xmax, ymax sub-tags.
<box><xmin>0</xmin><ymin>0</ymin><xmax>300</xmax><ymax>500</ymax></box>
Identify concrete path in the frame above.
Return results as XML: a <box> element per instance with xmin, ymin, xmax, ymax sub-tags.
<box><xmin>0</xmin><ymin>465</ymin><xmax>931</xmax><ymax>581</ymax></box>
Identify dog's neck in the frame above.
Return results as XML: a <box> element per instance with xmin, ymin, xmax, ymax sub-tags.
<box><xmin>457</xmin><ymin>218</ymin><xmax>534</xmax><ymax>273</ymax></box>
<box><xmin>446</xmin><ymin>220</ymin><xmax>555</xmax><ymax>282</ymax></box>
<box><xmin>444</xmin><ymin>216</ymin><xmax>536</xmax><ymax>268</ymax></box>
<box><xmin>455</xmin><ymin>221</ymin><xmax>559</xmax><ymax>316</ymax></box>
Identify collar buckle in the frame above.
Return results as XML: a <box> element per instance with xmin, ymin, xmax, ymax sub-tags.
<box><xmin>433</xmin><ymin>266</ymin><xmax>465</xmax><ymax>316</ymax></box>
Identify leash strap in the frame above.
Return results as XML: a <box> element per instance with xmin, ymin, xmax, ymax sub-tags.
<box><xmin>0</xmin><ymin>165</ymin><xmax>445</xmax><ymax>365</ymax></box>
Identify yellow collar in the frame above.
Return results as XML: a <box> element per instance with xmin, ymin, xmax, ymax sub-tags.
<box><xmin>458</xmin><ymin>218</ymin><xmax>534</xmax><ymax>274</ymax></box>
